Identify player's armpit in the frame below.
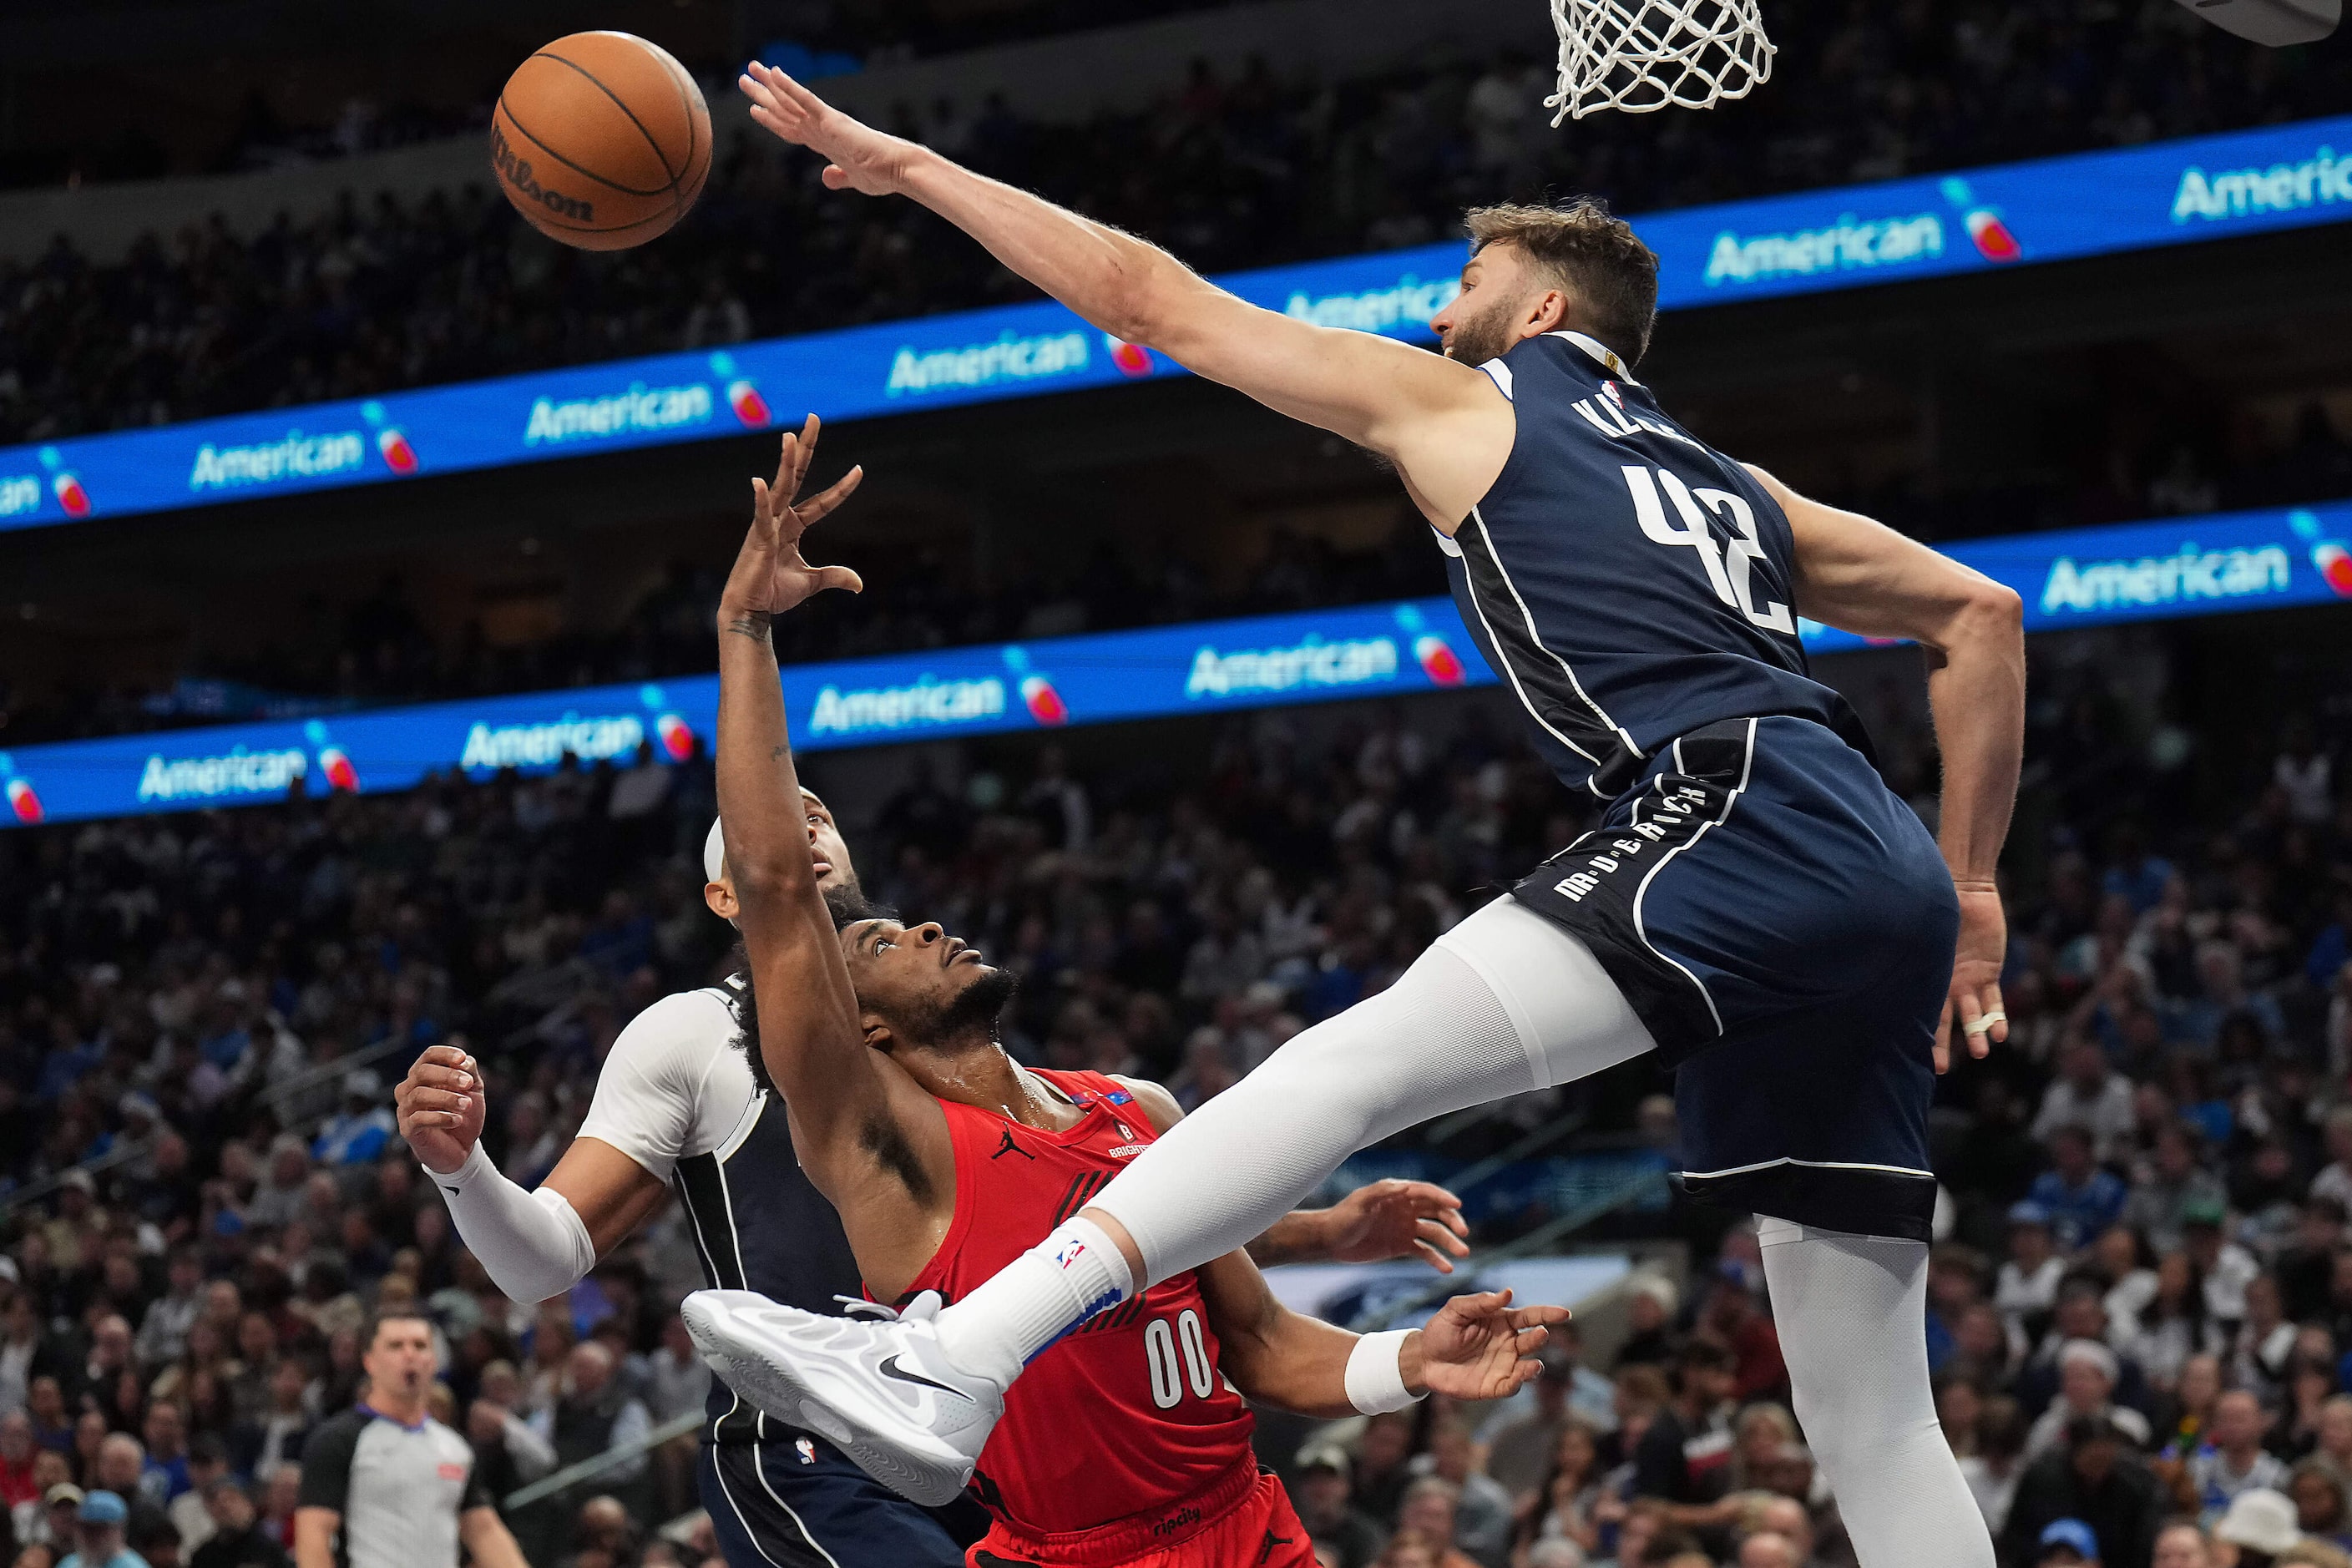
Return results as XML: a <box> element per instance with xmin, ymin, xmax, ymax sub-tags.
<box><xmin>543</xmin><ymin>1138</ymin><xmax>672</xmax><ymax>1258</ymax></box>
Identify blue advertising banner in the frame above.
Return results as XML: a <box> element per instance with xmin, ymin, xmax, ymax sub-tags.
<box><xmin>2</xmin><ymin>115</ymin><xmax>2347</xmax><ymax>533</ymax></box>
<box><xmin>4</xmin><ymin>498</ymin><xmax>2349</xmax><ymax>831</ymax></box>
<box><xmin>0</xmin><ymin>599</ymin><xmax>1488</xmax><ymax>828</ymax></box>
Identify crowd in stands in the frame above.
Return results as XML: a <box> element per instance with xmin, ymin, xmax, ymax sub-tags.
<box><xmin>5</xmin><ymin>3</ymin><xmax>2346</xmax><ymax>449</ymax></box>
<box><xmin>0</xmin><ymin>611</ymin><xmax>2345</xmax><ymax>1566</ymax></box>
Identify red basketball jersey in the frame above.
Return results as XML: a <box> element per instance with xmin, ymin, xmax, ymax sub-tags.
<box><xmin>901</xmin><ymin>1070</ymin><xmax>1257</xmax><ymax>1537</ymax></box>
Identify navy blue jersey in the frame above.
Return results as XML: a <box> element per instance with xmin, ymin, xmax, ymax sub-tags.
<box><xmin>1438</xmin><ymin>331</ymin><xmax>1871</xmax><ymax>799</ymax></box>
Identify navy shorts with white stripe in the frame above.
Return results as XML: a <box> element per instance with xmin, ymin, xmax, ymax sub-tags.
<box><xmin>1510</xmin><ymin>714</ymin><xmax>1960</xmax><ymax>1242</ymax></box>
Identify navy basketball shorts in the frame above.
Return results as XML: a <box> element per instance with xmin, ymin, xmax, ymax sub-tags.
<box><xmin>700</xmin><ymin>1434</ymin><xmax>986</xmax><ymax>1568</ymax></box>
<box><xmin>1510</xmin><ymin>714</ymin><xmax>1958</xmax><ymax>1242</ymax></box>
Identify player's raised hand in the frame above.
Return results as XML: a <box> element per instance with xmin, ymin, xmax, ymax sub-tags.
<box><xmin>397</xmin><ymin>1041</ymin><xmax>486</xmax><ymax>1176</ymax></box>
<box><xmin>738</xmin><ymin>63</ymin><xmax>917</xmax><ymax>196</ymax></box>
<box><xmin>1936</xmin><ymin>881</ymin><xmax>2009</xmax><ymax>1073</ymax></box>
<box><xmin>718</xmin><ymin>417</ymin><xmax>864</xmax><ymax>628</ymax></box>
<box><xmin>1321</xmin><ymin>1179</ymin><xmax>1471</xmax><ymax>1273</ymax></box>
<box><xmin>1413</xmin><ymin>1288</ymin><xmax>1567</xmax><ymax>1401</ymax></box>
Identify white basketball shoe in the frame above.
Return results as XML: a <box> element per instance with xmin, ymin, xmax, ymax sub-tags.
<box><xmin>682</xmin><ymin>1288</ymin><xmax>1003</xmax><ymax>1506</ymax></box>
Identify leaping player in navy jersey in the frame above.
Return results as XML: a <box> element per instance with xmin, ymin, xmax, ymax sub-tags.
<box><xmin>711</xmin><ymin>68</ymin><xmax>2026</xmax><ymax>1568</ymax></box>
<box><xmin>684</xmin><ymin>441</ymin><xmax>1568</xmax><ymax>1568</ymax></box>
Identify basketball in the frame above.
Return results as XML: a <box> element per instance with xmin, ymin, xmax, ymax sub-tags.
<box><xmin>492</xmin><ymin>31</ymin><xmax>711</xmax><ymax>250</ymax></box>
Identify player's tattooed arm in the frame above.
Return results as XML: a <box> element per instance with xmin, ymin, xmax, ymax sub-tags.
<box><xmin>1757</xmin><ymin>463</ymin><xmax>2024</xmax><ymax>1070</ymax></box>
<box><xmin>714</xmin><ymin>422</ymin><xmax>928</xmax><ymax>1220</ymax></box>
<box><xmin>1108</xmin><ymin>1077</ymin><xmax>1470</xmax><ymax>1272</ymax></box>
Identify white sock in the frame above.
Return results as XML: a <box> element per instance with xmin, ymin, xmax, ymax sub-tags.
<box><xmin>933</xmin><ymin>1216</ymin><xmax>1132</xmax><ymax>1388</ymax></box>
<box><xmin>1759</xmin><ymin>1216</ymin><xmax>1995</xmax><ymax>1568</ymax></box>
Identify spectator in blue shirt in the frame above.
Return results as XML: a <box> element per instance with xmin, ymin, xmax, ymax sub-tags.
<box><xmin>2030</xmin><ymin>1126</ymin><xmax>2129</xmax><ymax>1252</ymax></box>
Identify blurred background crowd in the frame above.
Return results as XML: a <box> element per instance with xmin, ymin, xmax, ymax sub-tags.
<box><xmin>0</xmin><ymin>602</ymin><xmax>2344</xmax><ymax>1568</ymax></box>
<box><xmin>6</xmin><ymin>1</ymin><xmax>2349</xmax><ymax>450</ymax></box>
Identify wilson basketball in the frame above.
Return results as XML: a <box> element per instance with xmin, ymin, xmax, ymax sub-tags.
<box><xmin>492</xmin><ymin>32</ymin><xmax>711</xmax><ymax>250</ymax></box>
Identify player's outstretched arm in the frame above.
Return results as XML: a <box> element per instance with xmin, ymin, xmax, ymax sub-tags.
<box><xmin>715</xmin><ymin>422</ymin><xmax>923</xmax><ymax>1204</ymax></box>
<box><xmin>1754</xmin><ymin>466</ymin><xmax>2026</xmax><ymax>1072</ymax></box>
<box><xmin>1199</xmin><ymin>1245</ymin><xmax>1564</xmax><ymax>1419</ymax></box>
<box><xmin>737</xmin><ymin>66</ymin><xmax>1504</xmax><ymax>520</ymax></box>
<box><xmin>1247</xmin><ymin>1178</ymin><xmax>1471</xmax><ymax>1273</ymax></box>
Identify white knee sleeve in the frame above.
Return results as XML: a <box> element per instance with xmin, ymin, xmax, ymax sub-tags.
<box><xmin>1759</xmin><ymin>1218</ymin><xmax>1995</xmax><ymax>1568</ymax></box>
<box><xmin>1097</xmin><ymin>897</ymin><xmax>1656</xmax><ymax>1285</ymax></box>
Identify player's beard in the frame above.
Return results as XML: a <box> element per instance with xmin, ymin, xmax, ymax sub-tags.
<box><xmin>904</xmin><ymin>964</ymin><xmax>1021</xmax><ymax>1053</ymax></box>
<box><xmin>1444</xmin><ymin>291</ymin><xmax>1529</xmax><ymax>369</ymax></box>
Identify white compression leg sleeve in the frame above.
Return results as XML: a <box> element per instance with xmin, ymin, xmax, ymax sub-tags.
<box><xmin>1758</xmin><ymin>1217</ymin><xmax>1995</xmax><ymax>1568</ymax></box>
<box><xmin>937</xmin><ymin>898</ymin><xmax>1653</xmax><ymax>1382</ymax></box>
<box><xmin>428</xmin><ymin>1142</ymin><xmax>596</xmax><ymax>1305</ymax></box>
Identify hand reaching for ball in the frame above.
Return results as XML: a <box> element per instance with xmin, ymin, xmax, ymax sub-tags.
<box><xmin>739</xmin><ymin>63</ymin><xmax>918</xmax><ymax>196</ymax></box>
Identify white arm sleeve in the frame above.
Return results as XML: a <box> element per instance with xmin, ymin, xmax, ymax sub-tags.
<box><xmin>429</xmin><ymin>1142</ymin><xmax>597</xmax><ymax>1304</ymax></box>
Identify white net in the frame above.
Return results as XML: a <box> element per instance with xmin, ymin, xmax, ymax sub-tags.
<box><xmin>1545</xmin><ymin>0</ymin><xmax>1777</xmax><ymax>123</ymax></box>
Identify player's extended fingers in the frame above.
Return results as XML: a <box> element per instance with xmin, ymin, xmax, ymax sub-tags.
<box><xmin>1411</xmin><ymin>1239</ymin><xmax>1458</xmax><ymax>1276</ymax></box>
<box><xmin>1417</xmin><ymin>1219</ymin><xmax>1470</xmax><ymax>1259</ymax></box>
<box><xmin>407</xmin><ymin>1061</ymin><xmax>475</xmax><ymax>1093</ymax></box>
<box><xmin>403</xmin><ymin>1087</ymin><xmax>471</xmax><ymax>1116</ymax></box>
<box><xmin>1509</xmin><ymin>1304</ymin><xmax>1572</xmax><ymax>1329</ymax></box>
<box><xmin>1980</xmin><ymin>979</ymin><xmax>2009</xmax><ymax>1048</ymax></box>
<box><xmin>1933</xmin><ymin>994</ymin><xmax>1955</xmax><ymax>1075</ymax></box>
<box><xmin>796</xmin><ymin>466</ymin><xmax>863</xmax><ymax>527</ymax></box>
<box><xmin>811</xmin><ymin>564</ymin><xmax>864</xmax><ymax>596</ymax></box>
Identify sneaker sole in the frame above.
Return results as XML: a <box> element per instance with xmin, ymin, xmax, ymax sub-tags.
<box><xmin>685</xmin><ymin>1306</ymin><xmax>974</xmax><ymax>1508</ymax></box>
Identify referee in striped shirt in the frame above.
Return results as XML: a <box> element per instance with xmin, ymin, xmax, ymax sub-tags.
<box><xmin>293</xmin><ymin>1309</ymin><xmax>528</xmax><ymax>1568</ymax></box>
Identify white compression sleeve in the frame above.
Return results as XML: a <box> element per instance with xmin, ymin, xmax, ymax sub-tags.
<box><xmin>427</xmin><ymin>1143</ymin><xmax>596</xmax><ymax>1304</ymax></box>
<box><xmin>1097</xmin><ymin>896</ymin><xmax>1654</xmax><ymax>1285</ymax></box>
<box><xmin>1758</xmin><ymin>1217</ymin><xmax>1995</xmax><ymax>1568</ymax></box>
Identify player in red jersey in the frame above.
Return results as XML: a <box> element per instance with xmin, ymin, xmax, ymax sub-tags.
<box><xmin>682</xmin><ymin>427</ymin><xmax>1569</xmax><ymax>1568</ymax></box>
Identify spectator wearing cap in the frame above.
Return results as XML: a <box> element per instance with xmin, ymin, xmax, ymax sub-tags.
<box><xmin>1292</xmin><ymin>1444</ymin><xmax>1386</xmax><ymax>1568</ymax></box>
<box><xmin>2213</xmin><ymin>1487</ymin><xmax>2303</xmax><ymax>1565</ymax></box>
<box><xmin>29</xmin><ymin>1481</ymin><xmax>84</xmax><ymax>1553</ymax></box>
<box><xmin>188</xmin><ymin>1475</ymin><xmax>290</xmax><ymax>1568</ymax></box>
<box><xmin>2124</xmin><ymin>1124</ymin><xmax>2229</xmax><ymax>1257</ymax></box>
<box><xmin>58</xmin><ymin>1490</ymin><xmax>143</xmax><ymax>1568</ymax></box>
<box><xmin>2189</xmin><ymin>1391</ymin><xmax>2292</xmax><ymax>1527</ymax></box>
<box><xmin>2031</xmin><ymin>1128</ymin><xmax>2131</xmax><ymax>1253</ymax></box>
<box><xmin>2038</xmin><ymin>1516</ymin><xmax>2103</xmax><ymax>1565</ymax></box>
<box><xmin>2002</xmin><ymin>1416</ymin><xmax>2164</xmax><ymax>1568</ymax></box>
<box><xmin>2181</xmin><ymin>1199</ymin><xmax>2260</xmax><ymax>1322</ymax></box>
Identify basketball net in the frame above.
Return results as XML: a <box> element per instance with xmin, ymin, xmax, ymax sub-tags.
<box><xmin>1545</xmin><ymin>0</ymin><xmax>1777</xmax><ymax>123</ymax></box>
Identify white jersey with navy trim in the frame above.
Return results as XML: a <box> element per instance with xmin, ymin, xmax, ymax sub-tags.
<box><xmin>1438</xmin><ymin>331</ymin><xmax>1872</xmax><ymax>799</ymax></box>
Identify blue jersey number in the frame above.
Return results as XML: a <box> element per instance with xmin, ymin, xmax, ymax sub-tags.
<box><xmin>1622</xmin><ymin>464</ymin><xmax>1796</xmax><ymax>635</ymax></box>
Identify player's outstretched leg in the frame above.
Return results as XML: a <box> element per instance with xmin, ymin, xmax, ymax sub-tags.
<box><xmin>1758</xmin><ymin>1217</ymin><xmax>1996</xmax><ymax>1568</ymax></box>
<box><xmin>688</xmin><ymin>897</ymin><xmax>1657</xmax><ymax>1500</ymax></box>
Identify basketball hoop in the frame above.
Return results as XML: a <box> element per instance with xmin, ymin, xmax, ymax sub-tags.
<box><xmin>1545</xmin><ymin>0</ymin><xmax>1777</xmax><ymax>123</ymax></box>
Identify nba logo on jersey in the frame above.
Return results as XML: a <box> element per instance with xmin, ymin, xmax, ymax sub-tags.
<box><xmin>1054</xmin><ymin>1238</ymin><xmax>1089</xmax><ymax>1269</ymax></box>
<box><xmin>1601</xmin><ymin>380</ymin><xmax>1624</xmax><ymax>411</ymax></box>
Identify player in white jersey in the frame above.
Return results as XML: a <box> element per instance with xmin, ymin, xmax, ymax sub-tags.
<box><xmin>397</xmin><ymin>426</ymin><xmax>1477</xmax><ymax>1568</ymax></box>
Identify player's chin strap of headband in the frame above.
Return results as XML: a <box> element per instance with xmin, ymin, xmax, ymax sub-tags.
<box><xmin>1344</xmin><ymin>1329</ymin><xmax>1421</xmax><ymax>1415</ymax></box>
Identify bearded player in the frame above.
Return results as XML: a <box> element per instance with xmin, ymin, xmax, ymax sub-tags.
<box><xmin>714</xmin><ymin>72</ymin><xmax>2026</xmax><ymax>1568</ymax></box>
<box><xmin>680</xmin><ymin>440</ymin><xmax>1565</xmax><ymax>1568</ymax></box>
<box><xmin>394</xmin><ymin>424</ymin><xmax>1476</xmax><ymax>1568</ymax></box>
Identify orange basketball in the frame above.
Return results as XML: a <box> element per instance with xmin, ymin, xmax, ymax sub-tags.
<box><xmin>492</xmin><ymin>32</ymin><xmax>711</xmax><ymax>250</ymax></box>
